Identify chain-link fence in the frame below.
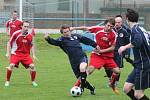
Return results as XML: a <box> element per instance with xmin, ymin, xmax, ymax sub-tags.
<box><xmin>0</xmin><ymin>0</ymin><xmax>150</xmax><ymax>29</ymax></box>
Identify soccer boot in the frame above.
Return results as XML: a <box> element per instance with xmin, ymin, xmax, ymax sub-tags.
<box><xmin>5</xmin><ymin>81</ymin><xmax>10</xmax><ymax>87</ymax></box>
<box><xmin>109</xmin><ymin>84</ymin><xmax>120</xmax><ymax>95</ymax></box>
<box><xmin>90</xmin><ymin>86</ymin><xmax>96</xmax><ymax>95</ymax></box>
<box><xmin>32</xmin><ymin>81</ymin><xmax>38</xmax><ymax>87</ymax></box>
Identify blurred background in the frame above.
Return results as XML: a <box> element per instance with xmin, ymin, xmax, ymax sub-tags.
<box><xmin>0</xmin><ymin>0</ymin><xmax>149</xmax><ymax>29</ymax></box>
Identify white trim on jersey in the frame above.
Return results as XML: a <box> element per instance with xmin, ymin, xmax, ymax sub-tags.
<box><xmin>9</xmin><ymin>30</ymin><xmax>21</xmax><ymax>55</ymax></box>
<box><xmin>139</xmin><ymin>26</ymin><xmax>150</xmax><ymax>45</ymax></box>
<box><xmin>9</xmin><ymin>30</ymin><xmax>22</xmax><ymax>42</ymax></box>
<box><xmin>11</xmin><ymin>33</ymin><xmax>22</xmax><ymax>55</ymax></box>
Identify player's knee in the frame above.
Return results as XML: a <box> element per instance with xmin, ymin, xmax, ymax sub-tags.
<box><xmin>117</xmin><ymin>70</ymin><xmax>121</xmax><ymax>74</ymax></box>
<box><xmin>123</xmin><ymin>86</ymin><xmax>130</xmax><ymax>93</ymax></box>
<box><xmin>86</xmin><ymin>66</ymin><xmax>94</xmax><ymax>75</ymax></box>
<box><xmin>123</xmin><ymin>83</ymin><xmax>133</xmax><ymax>94</ymax></box>
<box><xmin>79</xmin><ymin>63</ymin><xmax>87</xmax><ymax>72</ymax></box>
<box><xmin>29</xmin><ymin>64</ymin><xmax>36</xmax><ymax>71</ymax></box>
<box><xmin>8</xmin><ymin>64</ymin><xmax>15</xmax><ymax>70</ymax></box>
<box><xmin>134</xmin><ymin>92</ymin><xmax>144</xmax><ymax>99</ymax></box>
<box><xmin>114</xmin><ymin>68</ymin><xmax>121</xmax><ymax>74</ymax></box>
<box><xmin>80</xmin><ymin>66</ymin><xmax>86</xmax><ymax>72</ymax></box>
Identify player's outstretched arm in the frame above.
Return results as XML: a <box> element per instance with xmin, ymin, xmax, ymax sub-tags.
<box><xmin>70</xmin><ymin>26</ymin><xmax>89</xmax><ymax>31</ymax></box>
<box><xmin>80</xmin><ymin>35</ymin><xmax>97</xmax><ymax>48</ymax></box>
<box><xmin>6</xmin><ymin>21</ymin><xmax>10</xmax><ymax>36</ymax></box>
<box><xmin>5</xmin><ymin>41</ymin><xmax>11</xmax><ymax>59</ymax></box>
<box><xmin>118</xmin><ymin>43</ymin><xmax>134</xmax><ymax>55</ymax></box>
<box><xmin>31</xmin><ymin>43</ymin><xmax>39</xmax><ymax>62</ymax></box>
<box><xmin>98</xmin><ymin>45</ymin><xmax>115</xmax><ymax>54</ymax></box>
<box><xmin>44</xmin><ymin>33</ymin><xmax>61</xmax><ymax>46</ymax></box>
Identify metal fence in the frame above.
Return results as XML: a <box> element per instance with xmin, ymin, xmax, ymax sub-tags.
<box><xmin>0</xmin><ymin>0</ymin><xmax>150</xmax><ymax>29</ymax></box>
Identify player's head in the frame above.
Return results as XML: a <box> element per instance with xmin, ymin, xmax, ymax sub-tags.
<box><xmin>125</xmin><ymin>8</ymin><xmax>139</xmax><ymax>23</ymax></box>
<box><xmin>115</xmin><ymin>16</ymin><xmax>123</xmax><ymax>28</ymax></box>
<box><xmin>115</xmin><ymin>15</ymin><xmax>122</xmax><ymax>18</ymax></box>
<box><xmin>12</xmin><ymin>10</ymin><xmax>18</xmax><ymax>20</ymax></box>
<box><xmin>104</xmin><ymin>18</ymin><xmax>115</xmax><ymax>32</ymax></box>
<box><xmin>60</xmin><ymin>24</ymin><xmax>71</xmax><ymax>37</ymax></box>
<box><xmin>22</xmin><ymin>21</ymin><xmax>30</xmax><ymax>34</ymax></box>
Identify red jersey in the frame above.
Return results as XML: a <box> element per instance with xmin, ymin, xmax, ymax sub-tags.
<box><xmin>88</xmin><ymin>26</ymin><xmax>116</xmax><ymax>57</ymax></box>
<box><xmin>9</xmin><ymin>30</ymin><xmax>33</xmax><ymax>55</ymax></box>
<box><xmin>6</xmin><ymin>19</ymin><xmax>22</xmax><ymax>37</ymax></box>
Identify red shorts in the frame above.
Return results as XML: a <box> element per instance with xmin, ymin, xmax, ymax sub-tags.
<box><xmin>10</xmin><ymin>54</ymin><xmax>33</xmax><ymax>68</ymax></box>
<box><xmin>89</xmin><ymin>53</ymin><xmax>118</xmax><ymax>69</ymax></box>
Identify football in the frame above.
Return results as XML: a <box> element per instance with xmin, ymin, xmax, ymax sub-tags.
<box><xmin>70</xmin><ymin>86</ymin><xmax>82</xmax><ymax>97</ymax></box>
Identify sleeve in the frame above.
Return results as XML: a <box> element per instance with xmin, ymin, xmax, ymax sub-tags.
<box><xmin>122</xmin><ymin>29</ymin><xmax>131</xmax><ymax>57</ymax></box>
<box><xmin>45</xmin><ymin>36</ymin><xmax>62</xmax><ymax>46</ymax></box>
<box><xmin>9</xmin><ymin>34</ymin><xmax>16</xmax><ymax>47</ymax></box>
<box><xmin>110</xmin><ymin>32</ymin><xmax>116</xmax><ymax>45</ymax></box>
<box><xmin>6</xmin><ymin>20</ymin><xmax>10</xmax><ymax>28</ymax></box>
<box><xmin>131</xmin><ymin>32</ymin><xmax>143</xmax><ymax>48</ymax></box>
<box><xmin>124</xmin><ymin>29</ymin><xmax>130</xmax><ymax>44</ymax></box>
<box><xmin>77</xmin><ymin>34</ymin><xmax>97</xmax><ymax>48</ymax></box>
<box><xmin>88</xmin><ymin>26</ymin><xmax>103</xmax><ymax>34</ymax></box>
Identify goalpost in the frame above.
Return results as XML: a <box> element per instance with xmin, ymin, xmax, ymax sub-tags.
<box><xmin>19</xmin><ymin>0</ymin><xmax>22</xmax><ymax>21</ymax></box>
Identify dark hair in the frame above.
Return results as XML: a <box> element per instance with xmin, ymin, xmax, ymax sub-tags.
<box><xmin>22</xmin><ymin>20</ymin><xmax>29</xmax><ymax>26</ymax></box>
<box><xmin>115</xmin><ymin>15</ymin><xmax>122</xmax><ymax>18</ymax></box>
<box><xmin>126</xmin><ymin>8</ymin><xmax>139</xmax><ymax>22</ymax></box>
<box><xmin>60</xmin><ymin>24</ymin><xmax>70</xmax><ymax>34</ymax></box>
<box><xmin>104</xmin><ymin>18</ymin><xmax>115</xmax><ymax>26</ymax></box>
<box><xmin>12</xmin><ymin>10</ymin><xmax>18</xmax><ymax>13</ymax></box>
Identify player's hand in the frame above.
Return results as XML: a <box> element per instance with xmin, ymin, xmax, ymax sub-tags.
<box><xmin>118</xmin><ymin>46</ymin><xmax>126</xmax><ymax>55</ymax></box>
<box><xmin>93</xmin><ymin>45</ymin><xmax>102</xmax><ymax>55</ymax></box>
<box><xmin>95</xmin><ymin>45</ymin><xmax>104</xmax><ymax>53</ymax></box>
<box><xmin>93</xmin><ymin>48</ymin><xmax>99</xmax><ymax>54</ymax></box>
<box><xmin>70</xmin><ymin>27</ymin><xmax>74</xmax><ymax>31</ymax></box>
<box><xmin>96</xmin><ymin>45</ymin><xmax>100</xmax><ymax>51</ymax></box>
<box><xmin>44</xmin><ymin>33</ymin><xmax>49</xmax><ymax>39</ymax></box>
<box><xmin>5</xmin><ymin>53</ymin><xmax>10</xmax><ymax>59</ymax></box>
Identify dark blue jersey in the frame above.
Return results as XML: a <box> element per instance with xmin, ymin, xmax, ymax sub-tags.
<box><xmin>114</xmin><ymin>27</ymin><xmax>130</xmax><ymax>51</ymax></box>
<box><xmin>45</xmin><ymin>34</ymin><xmax>97</xmax><ymax>64</ymax></box>
<box><xmin>131</xmin><ymin>24</ymin><xmax>150</xmax><ymax>70</ymax></box>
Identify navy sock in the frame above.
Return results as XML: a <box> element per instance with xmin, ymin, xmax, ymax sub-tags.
<box><xmin>85</xmin><ymin>81</ymin><xmax>94</xmax><ymax>91</ymax></box>
<box><xmin>126</xmin><ymin>89</ymin><xmax>137</xmax><ymax>100</ymax></box>
<box><xmin>139</xmin><ymin>95</ymin><xmax>149</xmax><ymax>100</ymax></box>
<box><xmin>80</xmin><ymin>72</ymin><xmax>87</xmax><ymax>90</ymax></box>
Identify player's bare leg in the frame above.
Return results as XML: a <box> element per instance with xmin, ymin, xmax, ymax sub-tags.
<box><xmin>86</xmin><ymin>66</ymin><xmax>95</xmax><ymax>75</ymax></box>
<box><xmin>5</xmin><ymin>64</ymin><xmax>15</xmax><ymax>87</ymax></box>
<box><xmin>86</xmin><ymin>66</ymin><xmax>96</xmax><ymax>95</ymax></box>
<box><xmin>109</xmin><ymin>67</ymin><xmax>120</xmax><ymax>95</ymax></box>
<box><xmin>29</xmin><ymin>64</ymin><xmax>38</xmax><ymax>87</ymax></box>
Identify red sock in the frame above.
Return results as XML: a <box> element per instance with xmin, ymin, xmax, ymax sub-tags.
<box><xmin>74</xmin><ymin>79</ymin><xmax>81</xmax><ymax>86</ymax></box>
<box><xmin>30</xmin><ymin>71</ymin><xmax>36</xmax><ymax>81</ymax></box>
<box><xmin>110</xmin><ymin>72</ymin><xmax>117</xmax><ymax>85</ymax></box>
<box><xmin>6</xmin><ymin>69</ymin><xmax>12</xmax><ymax>81</ymax></box>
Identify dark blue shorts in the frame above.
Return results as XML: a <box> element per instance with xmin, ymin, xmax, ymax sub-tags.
<box><xmin>114</xmin><ymin>52</ymin><xmax>124</xmax><ymax>68</ymax></box>
<box><xmin>71</xmin><ymin>56</ymin><xmax>88</xmax><ymax>78</ymax></box>
<box><xmin>126</xmin><ymin>68</ymin><xmax>150</xmax><ymax>90</ymax></box>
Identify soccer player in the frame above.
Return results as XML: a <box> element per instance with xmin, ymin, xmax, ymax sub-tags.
<box><xmin>6</xmin><ymin>10</ymin><xmax>22</xmax><ymax>37</ymax></box>
<box><xmin>71</xmin><ymin>18</ymin><xmax>121</xmax><ymax>94</ymax></box>
<box><xmin>5</xmin><ymin>10</ymin><xmax>23</xmax><ymax>57</ymax></box>
<box><xmin>5</xmin><ymin>21</ymin><xmax>38</xmax><ymax>87</ymax></box>
<box><xmin>104</xmin><ymin>15</ymin><xmax>130</xmax><ymax>86</ymax></box>
<box><xmin>44</xmin><ymin>24</ymin><xmax>99</xmax><ymax>95</ymax></box>
<box><xmin>118</xmin><ymin>9</ymin><xmax>150</xmax><ymax>100</ymax></box>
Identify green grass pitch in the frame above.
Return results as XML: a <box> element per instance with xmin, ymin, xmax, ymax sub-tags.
<box><xmin>0</xmin><ymin>34</ymin><xmax>149</xmax><ymax>100</ymax></box>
